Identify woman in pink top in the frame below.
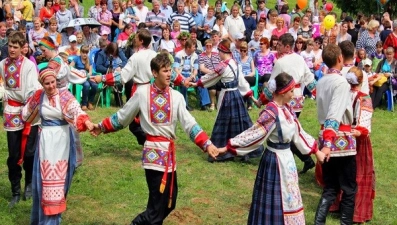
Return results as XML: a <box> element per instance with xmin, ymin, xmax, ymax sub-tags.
<box><xmin>272</xmin><ymin>17</ymin><xmax>287</xmax><ymax>38</ymax></box>
<box><xmin>117</xmin><ymin>23</ymin><xmax>133</xmax><ymax>48</ymax></box>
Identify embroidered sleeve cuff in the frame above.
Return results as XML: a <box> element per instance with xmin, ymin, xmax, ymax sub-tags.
<box><xmin>226</xmin><ymin>139</ymin><xmax>238</xmax><ymax>156</ymax></box>
<box><xmin>197</xmin><ymin>79</ymin><xmax>204</xmax><ymax>87</ymax></box>
<box><xmin>244</xmin><ymin>90</ymin><xmax>253</xmax><ymax>98</ymax></box>
<box><xmin>173</xmin><ymin>73</ymin><xmax>184</xmax><ymax>86</ymax></box>
<box><xmin>101</xmin><ymin>117</ymin><xmax>116</xmax><ymax>133</ymax></box>
<box><xmin>355</xmin><ymin>126</ymin><xmax>369</xmax><ymax>136</ymax></box>
<box><xmin>195</xmin><ymin>132</ymin><xmax>209</xmax><ymax>151</ymax></box>
<box><xmin>76</xmin><ymin>114</ymin><xmax>90</xmax><ymax>132</ymax></box>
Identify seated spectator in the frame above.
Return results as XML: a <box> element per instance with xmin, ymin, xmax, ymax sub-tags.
<box><xmin>202</xmin><ymin>6</ymin><xmax>216</xmax><ymax>41</ymax></box>
<box><xmin>45</xmin><ymin>18</ymin><xmax>62</xmax><ymax>47</ymax></box>
<box><xmin>76</xmin><ymin>31</ymin><xmax>84</xmax><ymax>48</ymax></box>
<box><xmin>95</xmin><ymin>42</ymin><xmax>128</xmax><ymax>107</ymax></box>
<box><xmin>65</xmin><ymin>35</ymin><xmax>81</xmax><ymax>57</ymax></box>
<box><xmin>248</xmin><ymin>29</ymin><xmax>260</xmax><ymax>53</ymax></box>
<box><xmin>60</xmin><ymin>27</ymin><xmax>75</xmax><ymax>47</ymax></box>
<box><xmin>254</xmin><ymin>37</ymin><xmax>275</xmax><ymax>84</ymax></box>
<box><xmin>0</xmin><ymin>22</ymin><xmax>7</xmax><ymax>49</ymax></box>
<box><xmin>156</xmin><ymin>26</ymin><xmax>176</xmax><ymax>55</ymax></box>
<box><xmin>190</xmin><ymin>28</ymin><xmax>203</xmax><ymax>54</ymax></box>
<box><xmin>294</xmin><ymin>38</ymin><xmax>305</xmax><ymax>54</ymax></box>
<box><xmin>4</xmin><ymin>13</ymin><xmax>16</xmax><ymax>30</ymax></box>
<box><xmin>99</xmin><ymin>29</ymin><xmax>111</xmax><ymax>45</ymax></box>
<box><xmin>213</xmin><ymin>14</ymin><xmax>228</xmax><ymax>39</ymax></box>
<box><xmin>266</xmin><ymin>9</ymin><xmax>278</xmax><ymax>31</ymax></box>
<box><xmin>70</xmin><ymin>45</ymin><xmax>98</xmax><ymax>111</ymax></box>
<box><xmin>272</xmin><ymin>17</ymin><xmax>287</xmax><ymax>38</ymax></box>
<box><xmin>372</xmin><ymin>47</ymin><xmax>397</xmax><ymax>109</ymax></box>
<box><xmin>28</xmin><ymin>18</ymin><xmax>47</xmax><ymax>54</ymax></box>
<box><xmin>251</xmin><ymin>18</ymin><xmax>271</xmax><ymax>40</ymax></box>
<box><xmin>174</xmin><ymin>38</ymin><xmax>206</xmax><ymax>111</ymax></box>
<box><xmin>236</xmin><ymin>41</ymin><xmax>255</xmax><ymax>109</ymax></box>
<box><xmin>210</xmin><ymin>30</ymin><xmax>220</xmax><ymax>52</ymax></box>
<box><xmin>82</xmin><ymin>25</ymin><xmax>100</xmax><ymax>49</ymax></box>
<box><xmin>174</xmin><ymin>31</ymin><xmax>190</xmax><ymax>53</ymax></box>
<box><xmin>117</xmin><ymin>23</ymin><xmax>133</xmax><ymax>49</ymax></box>
<box><xmin>171</xmin><ymin>20</ymin><xmax>181</xmax><ymax>40</ymax></box>
<box><xmin>199</xmin><ymin>39</ymin><xmax>221</xmax><ymax>111</ymax></box>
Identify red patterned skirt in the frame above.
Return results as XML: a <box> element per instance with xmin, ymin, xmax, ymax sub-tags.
<box><xmin>315</xmin><ymin>136</ymin><xmax>375</xmax><ymax>222</ymax></box>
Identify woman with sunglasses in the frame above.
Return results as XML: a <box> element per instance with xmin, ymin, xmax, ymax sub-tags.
<box><xmin>238</xmin><ymin>41</ymin><xmax>256</xmax><ymax>110</ymax></box>
<box><xmin>254</xmin><ymin>37</ymin><xmax>275</xmax><ymax>84</ymax></box>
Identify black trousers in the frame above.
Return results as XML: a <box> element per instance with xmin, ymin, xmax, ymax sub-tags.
<box><xmin>290</xmin><ymin>112</ymin><xmax>314</xmax><ymax>165</ymax></box>
<box><xmin>321</xmin><ymin>156</ymin><xmax>357</xmax><ymax>211</ymax></box>
<box><xmin>7</xmin><ymin>126</ymin><xmax>38</xmax><ymax>195</ymax></box>
<box><xmin>370</xmin><ymin>83</ymin><xmax>388</xmax><ymax>109</ymax></box>
<box><xmin>131</xmin><ymin>169</ymin><xmax>178</xmax><ymax>225</ymax></box>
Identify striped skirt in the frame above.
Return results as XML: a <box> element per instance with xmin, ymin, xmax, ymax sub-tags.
<box><xmin>210</xmin><ymin>89</ymin><xmax>263</xmax><ymax>161</ymax></box>
<box><xmin>248</xmin><ymin>148</ymin><xmax>305</xmax><ymax>225</ymax></box>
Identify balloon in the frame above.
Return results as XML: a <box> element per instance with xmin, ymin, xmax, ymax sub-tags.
<box><xmin>324</xmin><ymin>2</ymin><xmax>333</xmax><ymax>12</ymax></box>
<box><xmin>323</xmin><ymin>15</ymin><xmax>336</xmax><ymax>30</ymax></box>
<box><xmin>297</xmin><ymin>0</ymin><xmax>307</xmax><ymax>10</ymax></box>
<box><xmin>377</xmin><ymin>0</ymin><xmax>389</xmax><ymax>5</ymax></box>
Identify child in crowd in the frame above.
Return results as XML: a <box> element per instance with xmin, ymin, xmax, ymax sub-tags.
<box><xmin>171</xmin><ymin>21</ymin><xmax>181</xmax><ymax>40</ymax></box>
<box><xmin>269</xmin><ymin>35</ymin><xmax>279</xmax><ymax>52</ymax></box>
<box><xmin>370</xmin><ymin>41</ymin><xmax>384</xmax><ymax>72</ymax></box>
<box><xmin>362</xmin><ymin>58</ymin><xmax>376</xmax><ymax>93</ymax></box>
<box><xmin>301</xmin><ymin>40</ymin><xmax>315</xmax><ymax>73</ymax></box>
<box><xmin>70</xmin><ymin>45</ymin><xmax>98</xmax><ymax>111</ymax></box>
<box><xmin>248</xmin><ymin>29</ymin><xmax>260</xmax><ymax>53</ymax></box>
<box><xmin>355</xmin><ymin>48</ymin><xmax>367</xmax><ymax>70</ymax></box>
<box><xmin>76</xmin><ymin>31</ymin><xmax>84</xmax><ymax>48</ymax></box>
<box><xmin>45</xmin><ymin>18</ymin><xmax>62</xmax><ymax>47</ymax></box>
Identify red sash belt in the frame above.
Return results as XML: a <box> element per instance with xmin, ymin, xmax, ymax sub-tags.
<box><xmin>146</xmin><ymin>134</ymin><xmax>175</xmax><ymax>208</ymax></box>
<box><xmin>320</xmin><ymin>124</ymin><xmax>351</xmax><ymax>132</ymax></box>
<box><xmin>7</xmin><ymin>99</ymin><xmax>30</xmax><ymax>165</ymax></box>
<box><xmin>294</xmin><ymin>84</ymin><xmax>301</xmax><ymax>88</ymax></box>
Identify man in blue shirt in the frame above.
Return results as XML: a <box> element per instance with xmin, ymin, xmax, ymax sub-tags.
<box><xmin>242</xmin><ymin>6</ymin><xmax>256</xmax><ymax>42</ymax></box>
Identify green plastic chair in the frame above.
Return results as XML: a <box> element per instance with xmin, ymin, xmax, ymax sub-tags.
<box><xmin>97</xmin><ymin>82</ymin><xmax>112</xmax><ymax>108</ymax></box>
<box><xmin>68</xmin><ymin>83</ymin><xmax>84</xmax><ymax>103</ymax></box>
<box><xmin>250</xmin><ymin>69</ymin><xmax>259</xmax><ymax>100</ymax></box>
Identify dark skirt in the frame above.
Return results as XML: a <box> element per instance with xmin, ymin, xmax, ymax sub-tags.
<box><xmin>248</xmin><ymin>149</ymin><xmax>284</xmax><ymax>225</ymax></box>
<box><xmin>210</xmin><ymin>89</ymin><xmax>263</xmax><ymax>161</ymax></box>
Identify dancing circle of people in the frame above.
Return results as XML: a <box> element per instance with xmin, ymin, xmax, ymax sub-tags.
<box><xmin>0</xmin><ymin>0</ymin><xmax>383</xmax><ymax>224</ymax></box>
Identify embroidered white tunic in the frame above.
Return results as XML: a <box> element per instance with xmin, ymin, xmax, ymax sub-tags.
<box><xmin>100</xmin><ymin>84</ymin><xmax>210</xmax><ymax>172</ymax></box>
<box><xmin>316</xmin><ymin>73</ymin><xmax>356</xmax><ymax>157</ymax></box>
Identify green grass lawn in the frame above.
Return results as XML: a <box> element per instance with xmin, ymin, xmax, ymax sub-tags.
<box><xmin>0</xmin><ymin>98</ymin><xmax>397</xmax><ymax>224</ymax></box>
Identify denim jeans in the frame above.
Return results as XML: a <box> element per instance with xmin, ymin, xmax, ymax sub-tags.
<box><xmin>81</xmin><ymin>80</ymin><xmax>98</xmax><ymax>106</ymax></box>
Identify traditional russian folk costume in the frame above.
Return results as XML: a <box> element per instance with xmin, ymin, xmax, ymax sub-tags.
<box><xmin>314</xmin><ymin>71</ymin><xmax>357</xmax><ymax>224</ymax></box>
<box><xmin>197</xmin><ymin>58</ymin><xmax>263</xmax><ymax>161</ymax></box>
<box><xmin>99</xmin><ymin>84</ymin><xmax>211</xmax><ymax>224</ymax></box>
<box><xmin>22</xmin><ymin>89</ymin><xmax>90</xmax><ymax>225</ymax></box>
<box><xmin>316</xmin><ymin>90</ymin><xmax>375</xmax><ymax>223</ymax></box>
<box><xmin>225</xmin><ymin>102</ymin><xmax>318</xmax><ymax>224</ymax></box>
<box><xmin>260</xmin><ymin>53</ymin><xmax>317</xmax><ymax>114</ymax></box>
<box><xmin>0</xmin><ymin>55</ymin><xmax>41</xmax><ymax>200</ymax></box>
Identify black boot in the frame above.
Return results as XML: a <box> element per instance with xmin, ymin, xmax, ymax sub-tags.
<box><xmin>340</xmin><ymin>203</ymin><xmax>354</xmax><ymax>225</ymax></box>
<box><xmin>23</xmin><ymin>183</ymin><xmax>32</xmax><ymax>201</ymax></box>
<box><xmin>9</xmin><ymin>181</ymin><xmax>21</xmax><ymax>208</ymax></box>
<box><xmin>300</xmin><ymin>159</ymin><xmax>315</xmax><ymax>174</ymax></box>
<box><xmin>314</xmin><ymin>198</ymin><xmax>332</xmax><ymax>225</ymax></box>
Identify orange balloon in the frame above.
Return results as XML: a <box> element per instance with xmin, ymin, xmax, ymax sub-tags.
<box><xmin>297</xmin><ymin>0</ymin><xmax>308</xmax><ymax>9</ymax></box>
<box><xmin>380</xmin><ymin>0</ymin><xmax>387</xmax><ymax>4</ymax></box>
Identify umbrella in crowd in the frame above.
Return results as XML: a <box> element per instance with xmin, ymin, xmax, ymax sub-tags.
<box><xmin>60</xmin><ymin>18</ymin><xmax>101</xmax><ymax>32</ymax></box>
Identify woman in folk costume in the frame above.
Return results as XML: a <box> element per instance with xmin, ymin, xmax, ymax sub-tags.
<box><xmin>22</xmin><ymin>69</ymin><xmax>94</xmax><ymax>225</ymax></box>
<box><xmin>191</xmin><ymin>39</ymin><xmax>263</xmax><ymax>162</ymax></box>
<box><xmin>316</xmin><ymin>67</ymin><xmax>376</xmax><ymax>223</ymax></box>
<box><xmin>218</xmin><ymin>73</ymin><xmax>326</xmax><ymax>225</ymax></box>
<box><xmin>39</xmin><ymin>37</ymin><xmax>85</xmax><ymax>167</ymax></box>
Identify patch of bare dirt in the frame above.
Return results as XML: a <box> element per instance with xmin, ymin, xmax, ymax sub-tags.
<box><xmin>168</xmin><ymin>207</ymin><xmax>203</xmax><ymax>224</ymax></box>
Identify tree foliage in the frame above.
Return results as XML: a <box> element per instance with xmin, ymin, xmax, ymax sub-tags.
<box><xmin>332</xmin><ymin>0</ymin><xmax>396</xmax><ymax>18</ymax></box>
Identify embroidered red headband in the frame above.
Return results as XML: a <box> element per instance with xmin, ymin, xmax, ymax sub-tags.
<box><xmin>217</xmin><ymin>43</ymin><xmax>231</xmax><ymax>54</ymax></box>
<box><xmin>275</xmin><ymin>78</ymin><xmax>296</xmax><ymax>94</ymax></box>
<box><xmin>39</xmin><ymin>39</ymin><xmax>56</xmax><ymax>50</ymax></box>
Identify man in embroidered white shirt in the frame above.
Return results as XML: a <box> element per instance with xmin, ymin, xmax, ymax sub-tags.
<box><xmin>224</xmin><ymin>4</ymin><xmax>245</xmax><ymax>42</ymax></box>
